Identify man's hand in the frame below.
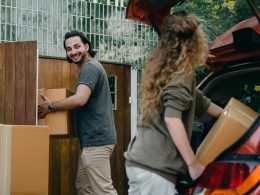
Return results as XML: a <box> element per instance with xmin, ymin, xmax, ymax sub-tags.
<box><xmin>38</xmin><ymin>95</ymin><xmax>51</xmax><ymax>119</ymax></box>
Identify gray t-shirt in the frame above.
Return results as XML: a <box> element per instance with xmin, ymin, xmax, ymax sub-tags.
<box><xmin>76</xmin><ymin>58</ymin><xmax>117</xmax><ymax>147</ymax></box>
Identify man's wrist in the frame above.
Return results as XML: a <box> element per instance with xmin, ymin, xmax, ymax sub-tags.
<box><xmin>48</xmin><ymin>103</ymin><xmax>55</xmax><ymax>113</ymax></box>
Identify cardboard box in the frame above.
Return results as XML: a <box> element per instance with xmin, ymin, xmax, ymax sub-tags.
<box><xmin>196</xmin><ymin>98</ymin><xmax>258</xmax><ymax>166</ymax></box>
<box><xmin>0</xmin><ymin>124</ymin><xmax>49</xmax><ymax>195</ymax></box>
<box><xmin>38</xmin><ymin>88</ymin><xmax>76</xmax><ymax>135</ymax></box>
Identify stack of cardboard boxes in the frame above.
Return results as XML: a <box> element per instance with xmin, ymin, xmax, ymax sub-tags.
<box><xmin>0</xmin><ymin>88</ymin><xmax>77</xmax><ymax>195</ymax></box>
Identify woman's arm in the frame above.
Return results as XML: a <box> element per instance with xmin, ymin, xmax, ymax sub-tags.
<box><xmin>165</xmin><ymin>117</ymin><xmax>205</xmax><ymax>180</ymax></box>
<box><xmin>207</xmin><ymin>102</ymin><xmax>223</xmax><ymax>118</ymax></box>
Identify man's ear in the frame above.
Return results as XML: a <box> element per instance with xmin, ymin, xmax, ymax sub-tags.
<box><xmin>85</xmin><ymin>44</ymin><xmax>89</xmax><ymax>51</ymax></box>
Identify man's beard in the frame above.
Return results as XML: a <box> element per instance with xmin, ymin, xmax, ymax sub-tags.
<box><xmin>69</xmin><ymin>53</ymin><xmax>85</xmax><ymax>65</ymax></box>
<box><xmin>73</xmin><ymin>58</ymin><xmax>84</xmax><ymax>65</ymax></box>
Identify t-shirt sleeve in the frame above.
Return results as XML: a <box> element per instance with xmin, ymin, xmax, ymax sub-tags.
<box><xmin>162</xmin><ymin>75</ymin><xmax>193</xmax><ymax>119</ymax></box>
<box><xmin>77</xmin><ymin>63</ymin><xmax>100</xmax><ymax>91</ymax></box>
<box><xmin>195</xmin><ymin>89</ymin><xmax>211</xmax><ymax>117</ymax></box>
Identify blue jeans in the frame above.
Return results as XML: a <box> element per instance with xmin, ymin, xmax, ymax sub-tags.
<box><xmin>126</xmin><ymin>166</ymin><xmax>178</xmax><ymax>195</ymax></box>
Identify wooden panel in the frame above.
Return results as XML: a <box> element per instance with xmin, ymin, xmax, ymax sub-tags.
<box><xmin>0</xmin><ymin>43</ymin><xmax>5</xmax><ymax>123</ymax></box>
<box><xmin>49</xmin><ymin>136</ymin><xmax>80</xmax><ymax>195</ymax></box>
<box><xmin>4</xmin><ymin>42</ymin><xmax>16</xmax><ymax>124</ymax></box>
<box><xmin>38</xmin><ymin>58</ymin><xmax>46</xmax><ymax>89</ymax></box>
<box><xmin>45</xmin><ymin>59</ymin><xmax>54</xmax><ymax>89</ymax></box>
<box><xmin>69</xmin><ymin>64</ymin><xmax>79</xmax><ymax>93</ymax></box>
<box><xmin>14</xmin><ymin>42</ymin><xmax>26</xmax><ymax>124</ymax></box>
<box><xmin>49</xmin><ymin>136</ymin><xmax>61</xmax><ymax>195</ymax></box>
<box><xmin>53</xmin><ymin>59</ymin><xmax>62</xmax><ymax>89</ymax></box>
<box><xmin>39</xmin><ymin>58</ymin><xmax>131</xmax><ymax>195</ymax></box>
<box><xmin>69</xmin><ymin>137</ymin><xmax>80</xmax><ymax>195</ymax></box>
<box><xmin>103</xmin><ymin>63</ymin><xmax>131</xmax><ymax>195</ymax></box>
<box><xmin>60</xmin><ymin>138</ymin><xmax>69</xmax><ymax>195</ymax></box>
<box><xmin>61</xmin><ymin>60</ymin><xmax>71</xmax><ymax>90</ymax></box>
<box><xmin>25</xmin><ymin>42</ymin><xmax>37</xmax><ymax>124</ymax></box>
<box><xmin>0</xmin><ymin>41</ymin><xmax>37</xmax><ymax>125</ymax></box>
<box><xmin>38</xmin><ymin>58</ymin><xmax>78</xmax><ymax>93</ymax></box>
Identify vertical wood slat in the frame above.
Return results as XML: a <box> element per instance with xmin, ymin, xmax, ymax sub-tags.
<box><xmin>25</xmin><ymin>41</ymin><xmax>37</xmax><ymax>124</ymax></box>
<box><xmin>60</xmin><ymin>138</ymin><xmax>70</xmax><ymax>195</ymax></box>
<box><xmin>53</xmin><ymin>59</ymin><xmax>62</xmax><ymax>89</ymax></box>
<box><xmin>4</xmin><ymin>42</ymin><xmax>16</xmax><ymax>124</ymax></box>
<box><xmin>69</xmin><ymin>137</ymin><xmax>80</xmax><ymax>195</ymax></box>
<box><xmin>38</xmin><ymin>58</ymin><xmax>45</xmax><ymax>89</ymax></box>
<box><xmin>45</xmin><ymin>60</ymin><xmax>54</xmax><ymax>89</ymax></box>
<box><xmin>14</xmin><ymin>42</ymin><xmax>26</xmax><ymax>124</ymax></box>
<box><xmin>0</xmin><ymin>44</ymin><xmax>5</xmax><ymax>123</ymax></box>
<box><xmin>69</xmin><ymin>64</ymin><xmax>79</xmax><ymax>93</ymax></box>
<box><xmin>49</xmin><ymin>136</ymin><xmax>61</xmax><ymax>195</ymax></box>
<box><xmin>48</xmin><ymin>136</ymin><xmax>54</xmax><ymax>195</ymax></box>
<box><xmin>61</xmin><ymin>60</ymin><xmax>71</xmax><ymax>90</ymax></box>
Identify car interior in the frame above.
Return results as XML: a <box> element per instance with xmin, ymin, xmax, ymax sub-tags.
<box><xmin>192</xmin><ymin>62</ymin><xmax>260</xmax><ymax>152</ymax></box>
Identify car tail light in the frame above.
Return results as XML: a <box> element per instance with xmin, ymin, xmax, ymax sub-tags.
<box><xmin>197</xmin><ymin>162</ymin><xmax>250</xmax><ymax>189</ymax></box>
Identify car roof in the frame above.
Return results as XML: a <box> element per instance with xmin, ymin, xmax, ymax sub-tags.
<box><xmin>209</xmin><ymin>17</ymin><xmax>260</xmax><ymax>50</ymax></box>
<box><xmin>207</xmin><ymin>18</ymin><xmax>260</xmax><ymax>69</ymax></box>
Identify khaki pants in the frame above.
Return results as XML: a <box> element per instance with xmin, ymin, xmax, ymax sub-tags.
<box><xmin>75</xmin><ymin>145</ymin><xmax>118</xmax><ymax>195</ymax></box>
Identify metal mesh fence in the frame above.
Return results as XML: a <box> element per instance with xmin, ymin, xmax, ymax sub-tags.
<box><xmin>0</xmin><ymin>0</ymin><xmax>158</xmax><ymax>65</ymax></box>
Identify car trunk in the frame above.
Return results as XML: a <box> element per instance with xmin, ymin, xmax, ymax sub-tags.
<box><xmin>126</xmin><ymin>0</ymin><xmax>182</xmax><ymax>33</ymax></box>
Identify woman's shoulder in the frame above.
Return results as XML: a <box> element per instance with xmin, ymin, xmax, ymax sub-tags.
<box><xmin>167</xmin><ymin>72</ymin><xmax>195</xmax><ymax>88</ymax></box>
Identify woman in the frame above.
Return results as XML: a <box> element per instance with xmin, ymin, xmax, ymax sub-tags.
<box><xmin>124</xmin><ymin>11</ymin><xmax>223</xmax><ymax>195</ymax></box>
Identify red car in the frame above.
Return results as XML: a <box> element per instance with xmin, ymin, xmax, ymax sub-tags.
<box><xmin>126</xmin><ymin>0</ymin><xmax>260</xmax><ymax>194</ymax></box>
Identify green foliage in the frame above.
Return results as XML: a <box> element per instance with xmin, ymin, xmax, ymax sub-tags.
<box><xmin>234</xmin><ymin>84</ymin><xmax>260</xmax><ymax>113</ymax></box>
<box><xmin>172</xmin><ymin>0</ymin><xmax>254</xmax><ymax>43</ymax></box>
<box><xmin>172</xmin><ymin>0</ymin><xmax>255</xmax><ymax>83</ymax></box>
<box><xmin>195</xmin><ymin>66</ymin><xmax>210</xmax><ymax>85</ymax></box>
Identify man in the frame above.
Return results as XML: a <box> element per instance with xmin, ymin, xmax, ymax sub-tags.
<box><xmin>38</xmin><ymin>30</ymin><xmax>117</xmax><ymax>195</ymax></box>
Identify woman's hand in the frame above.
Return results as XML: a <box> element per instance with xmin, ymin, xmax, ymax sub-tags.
<box><xmin>188</xmin><ymin>161</ymin><xmax>205</xmax><ymax>181</ymax></box>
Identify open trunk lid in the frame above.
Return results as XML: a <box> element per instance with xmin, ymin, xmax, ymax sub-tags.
<box><xmin>126</xmin><ymin>0</ymin><xmax>183</xmax><ymax>33</ymax></box>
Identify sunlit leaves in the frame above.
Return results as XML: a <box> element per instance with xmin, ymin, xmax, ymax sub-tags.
<box><xmin>172</xmin><ymin>0</ymin><xmax>253</xmax><ymax>43</ymax></box>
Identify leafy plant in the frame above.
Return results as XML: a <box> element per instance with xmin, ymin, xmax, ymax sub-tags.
<box><xmin>234</xmin><ymin>84</ymin><xmax>260</xmax><ymax>113</ymax></box>
<box><xmin>172</xmin><ymin>0</ymin><xmax>254</xmax><ymax>43</ymax></box>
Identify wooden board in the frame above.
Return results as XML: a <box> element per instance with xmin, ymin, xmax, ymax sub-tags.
<box><xmin>0</xmin><ymin>41</ymin><xmax>37</xmax><ymax>125</ymax></box>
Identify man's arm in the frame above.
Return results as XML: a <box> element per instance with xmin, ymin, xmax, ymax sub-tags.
<box><xmin>38</xmin><ymin>84</ymin><xmax>91</xmax><ymax>118</ymax></box>
<box><xmin>165</xmin><ymin>117</ymin><xmax>205</xmax><ymax>180</ymax></box>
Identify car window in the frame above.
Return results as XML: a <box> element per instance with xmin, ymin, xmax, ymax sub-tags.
<box><xmin>201</xmin><ymin>68</ymin><xmax>260</xmax><ymax>114</ymax></box>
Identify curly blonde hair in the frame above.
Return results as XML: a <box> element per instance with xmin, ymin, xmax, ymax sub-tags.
<box><xmin>139</xmin><ymin>11</ymin><xmax>209</xmax><ymax>126</ymax></box>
